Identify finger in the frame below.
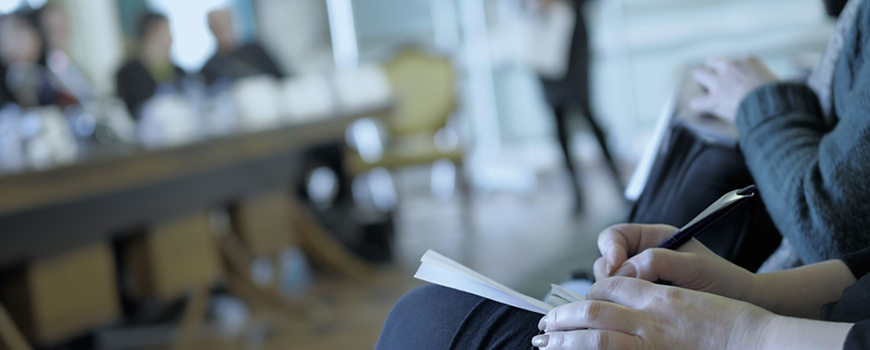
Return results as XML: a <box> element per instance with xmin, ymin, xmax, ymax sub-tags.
<box><xmin>544</xmin><ymin>300</ymin><xmax>640</xmax><ymax>333</ymax></box>
<box><xmin>597</xmin><ymin>224</ymin><xmax>678</xmax><ymax>276</ymax></box>
<box><xmin>689</xmin><ymin>95</ymin><xmax>715</xmax><ymax>114</ymax></box>
<box><xmin>743</xmin><ymin>55</ymin><xmax>762</xmax><ymax>66</ymax></box>
<box><xmin>597</xmin><ymin>225</ymin><xmax>631</xmax><ymax>275</ymax></box>
<box><xmin>691</xmin><ymin>66</ymin><xmax>718</xmax><ymax>89</ymax></box>
<box><xmin>611</xmin><ymin>248</ymin><xmax>699</xmax><ymax>282</ymax></box>
<box><xmin>534</xmin><ymin>329</ymin><xmax>644</xmax><ymax>350</ymax></box>
<box><xmin>586</xmin><ymin>276</ymin><xmax>662</xmax><ymax>309</ymax></box>
<box><xmin>593</xmin><ymin>257</ymin><xmax>609</xmax><ymax>281</ymax></box>
<box><xmin>705</xmin><ymin>56</ymin><xmax>732</xmax><ymax>73</ymax></box>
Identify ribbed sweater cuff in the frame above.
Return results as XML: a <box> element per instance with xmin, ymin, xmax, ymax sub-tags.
<box><xmin>736</xmin><ymin>82</ymin><xmax>823</xmax><ymax>134</ymax></box>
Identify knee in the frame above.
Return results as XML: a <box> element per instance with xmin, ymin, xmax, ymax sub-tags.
<box><xmin>384</xmin><ymin>284</ymin><xmax>459</xmax><ymax>325</ymax></box>
<box><xmin>376</xmin><ymin>285</ymin><xmax>480</xmax><ymax>350</ymax></box>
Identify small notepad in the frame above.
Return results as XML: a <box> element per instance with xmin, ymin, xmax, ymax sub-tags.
<box><xmin>413</xmin><ymin>250</ymin><xmax>585</xmax><ymax>315</ymax></box>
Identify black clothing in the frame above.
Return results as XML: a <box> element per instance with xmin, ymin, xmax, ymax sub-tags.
<box><xmin>115</xmin><ymin>59</ymin><xmax>185</xmax><ymax>119</ymax></box>
<box><xmin>825</xmin><ymin>0</ymin><xmax>851</xmax><ymax>16</ymax></box>
<box><xmin>199</xmin><ymin>42</ymin><xmax>284</xmax><ymax>86</ymax></box>
<box><xmin>379</xmin><ymin>246</ymin><xmax>870</xmax><ymax>350</ymax></box>
<box><xmin>821</xmin><ymin>248</ymin><xmax>870</xmax><ymax>350</ymax></box>
<box><xmin>0</xmin><ymin>65</ymin><xmax>14</xmax><ymax>107</ymax></box>
<box><xmin>540</xmin><ymin>0</ymin><xmax>589</xmax><ymax>107</ymax></box>
<box><xmin>540</xmin><ymin>0</ymin><xmax>622</xmax><ymax>202</ymax></box>
<box><xmin>375</xmin><ymin>285</ymin><xmax>541</xmax><ymax>350</ymax></box>
<box><xmin>628</xmin><ymin>124</ymin><xmax>782</xmax><ymax>272</ymax></box>
<box><xmin>822</xmin><ymin>246</ymin><xmax>870</xmax><ymax>349</ymax></box>
<box><xmin>552</xmin><ymin>103</ymin><xmax>622</xmax><ymax>207</ymax></box>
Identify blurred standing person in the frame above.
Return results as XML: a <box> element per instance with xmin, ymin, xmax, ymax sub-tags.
<box><xmin>199</xmin><ymin>8</ymin><xmax>285</xmax><ymax>86</ymax></box>
<box><xmin>530</xmin><ymin>0</ymin><xmax>622</xmax><ymax>214</ymax></box>
<box><xmin>115</xmin><ymin>11</ymin><xmax>186</xmax><ymax>119</ymax></box>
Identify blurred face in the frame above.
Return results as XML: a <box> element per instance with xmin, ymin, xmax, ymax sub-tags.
<box><xmin>40</xmin><ymin>5</ymin><xmax>70</xmax><ymax>51</ymax></box>
<box><xmin>208</xmin><ymin>10</ymin><xmax>236</xmax><ymax>51</ymax></box>
<box><xmin>143</xmin><ymin>19</ymin><xmax>173</xmax><ymax>58</ymax></box>
<box><xmin>0</xmin><ymin>16</ymin><xmax>42</xmax><ymax>66</ymax></box>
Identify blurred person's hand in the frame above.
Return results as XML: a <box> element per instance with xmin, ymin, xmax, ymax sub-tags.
<box><xmin>592</xmin><ymin>223</ymin><xmax>756</xmax><ymax>301</ymax></box>
<box><xmin>690</xmin><ymin>56</ymin><xmax>779</xmax><ymax>123</ymax></box>
<box><xmin>533</xmin><ymin>277</ymin><xmax>775</xmax><ymax>349</ymax></box>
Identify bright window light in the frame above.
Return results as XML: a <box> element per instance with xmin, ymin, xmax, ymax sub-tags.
<box><xmin>26</xmin><ymin>0</ymin><xmax>44</xmax><ymax>9</ymax></box>
<box><xmin>0</xmin><ymin>0</ymin><xmax>22</xmax><ymax>13</ymax></box>
<box><xmin>148</xmin><ymin>0</ymin><xmax>229</xmax><ymax>71</ymax></box>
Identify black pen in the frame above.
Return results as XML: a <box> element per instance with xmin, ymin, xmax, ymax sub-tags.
<box><xmin>655</xmin><ymin>184</ymin><xmax>757</xmax><ymax>250</ymax></box>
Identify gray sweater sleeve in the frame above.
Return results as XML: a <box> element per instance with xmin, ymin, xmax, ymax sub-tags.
<box><xmin>736</xmin><ymin>82</ymin><xmax>870</xmax><ymax>263</ymax></box>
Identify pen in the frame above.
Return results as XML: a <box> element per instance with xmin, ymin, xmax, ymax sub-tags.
<box><xmin>655</xmin><ymin>184</ymin><xmax>757</xmax><ymax>250</ymax></box>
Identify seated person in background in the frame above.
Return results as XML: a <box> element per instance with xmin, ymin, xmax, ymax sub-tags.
<box><xmin>29</xmin><ymin>1</ymin><xmax>96</xmax><ymax>105</ymax></box>
<box><xmin>0</xmin><ymin>12</ymin><xmax>65</xmax><ymax>108</ymax></box>
<box><xmin>0</xmin><ymin>14</ymin><xmax>39</xmax><ymax>106</ymax></box>
<box><xmin>115</xmin><ymin>11</ymin><xmax>186</xmax><ymax>119</ymax></box>
<box><xmin>377</xmin><ymin>223</ymin><xmax>870</xmax><ymax>349</ymax></box>
<box><xmin>633</xmin><ymin>0</ymin><xmax>870</xmax><ymax>268</ymax></box>
<box><xmin>199</xmin><ymin>8</ymin><xmax>285</xmax><ymax>86</ymax></box>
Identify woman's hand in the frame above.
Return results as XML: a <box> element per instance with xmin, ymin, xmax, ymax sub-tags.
<box><xmin>690</xmin><ymin>56</ymin><xmax>778</xmax><ymax>123</ymax></box>
<box><xmin>592</xmin><ymin>224</ymin><xmax>757</xmax><ymax>302</ymax></box>
<box><xmin>532</xmin><ymin>277</ymin><xmax>775</xmax><ymax>350</ymax></box>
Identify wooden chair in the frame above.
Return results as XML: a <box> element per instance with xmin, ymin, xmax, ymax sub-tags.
<box><xmin>345</xmin><ymin>48</ymin><xmax>470</xmax><ymax>216</ymax></box>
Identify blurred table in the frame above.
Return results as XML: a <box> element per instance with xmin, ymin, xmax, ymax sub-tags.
<box><xmin>0</xmin><ymin>105</ymin><xmax>391</xmax><ymax>270</ymax></box>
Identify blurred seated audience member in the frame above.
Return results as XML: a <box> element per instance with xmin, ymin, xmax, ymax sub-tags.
<box><xmin>0</xmin><ymin>13</ymin><xmax>47</xmax><ymax>107</ymax></box>
<box><xmin>116</xmin><ymin>11</ymin><xmax>186</xmax><ymax>119</ymax></box>
<box><xmin>29</xmin><ymin>1</ymin><xmax>95</xmax><ymax>105</ymax></box>
<box><xmin>200</xmin><ymin>8</ymin><xmax>285</xmax><ymax>86</ymax></box>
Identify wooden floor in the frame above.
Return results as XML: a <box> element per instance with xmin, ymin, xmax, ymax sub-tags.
<box><xmin>173</xmin><ymin>269</ymin><xmax>420</xmax><ymax>350</ymax></box>
<box><xmin>168</xmin><ymin>163</ymin><xmax>627</xmax><ymax>350</ymax></box>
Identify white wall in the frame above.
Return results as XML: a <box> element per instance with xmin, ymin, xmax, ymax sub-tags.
<box><xmin>64</xmin><ymin>0</ymin><xmax>124</xmax><ymax>94</ymax></box>
<box><xmin>256</xmin><ymin>0</ymin><xmax>334</xmax><ymax>74</ymax></box>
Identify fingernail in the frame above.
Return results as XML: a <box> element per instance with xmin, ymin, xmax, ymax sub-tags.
<box><xmin>538</xmin><ymin>315</ymin><xmax>547</xmax><ymax>330</ymax></box>
<box><xmin>605</xmin><ymin>261</ymin><xmax>613</xmax><ymax>275</ymax></box>
<box><xmin>532</xmin><ymin>334</ymin><xmax>549</xmax><ymax>348</ymax></box>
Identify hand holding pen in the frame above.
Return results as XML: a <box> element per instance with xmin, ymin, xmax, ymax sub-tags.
<box><xmin>591</xmin><ymin>185</ymin><xmax>759</xmax><ymax>298</ymax></box>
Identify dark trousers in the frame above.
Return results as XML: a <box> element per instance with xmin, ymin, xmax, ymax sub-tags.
<box><xmin>629</xmin><ymin>125</ymin><xmax>781</xmax><ymax>271</ymax></box>
<box><xmin>376</xmin><ymin>285</ymin><xmax>539</xmax><ymax>350</ymax></box>
<box><xmin>552</xmin><ymin>104</ymin><xmax>624</xmax><ymax>201</ymax></box>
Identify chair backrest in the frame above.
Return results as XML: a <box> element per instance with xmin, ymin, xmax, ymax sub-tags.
<box><xmin>382</xmin><ymin>48</ymin><xmax>455</xmax><ymax>136</ymax></box>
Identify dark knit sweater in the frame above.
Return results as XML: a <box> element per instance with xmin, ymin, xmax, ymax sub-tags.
<box><xmin>736</xmin><ymin>1</ymin><xmax>870</xmax><ymax>263</ymax></box>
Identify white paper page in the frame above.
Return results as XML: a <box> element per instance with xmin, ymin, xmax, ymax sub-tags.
<box><xmin>413</xmin><ymin>250</ymin><xmax>554</xmax><ymax>314</ymax></box>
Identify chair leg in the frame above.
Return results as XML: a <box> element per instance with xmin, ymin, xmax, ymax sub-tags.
<box><xmin>218</xmin><ymin>235</ymin><xmax>308</xmax><ymax>317</ymax></box>
<box><xmin>174</xmin><ymin>286</ymin><xmax>210</xmax><ymax>350</ymax></box>
<box><xmin>0</xmin><ymin>302</ymin><xmax>31</xmax><ymax>350</ymax></box>
<box><xmin>287</xmin><ymin>195</ymin><xmax>373</xmax><ymax>279</ymax></box>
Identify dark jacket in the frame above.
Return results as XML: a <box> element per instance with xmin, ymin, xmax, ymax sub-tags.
<box><xmin>199</xmin><ymin>42</ymin><xmax>285</xmax><ymax>86</ymax></box>
<box><xmin>115</xmin><ymin>59</ymin><xmax>186</xmax><ymax>119</ymax></box>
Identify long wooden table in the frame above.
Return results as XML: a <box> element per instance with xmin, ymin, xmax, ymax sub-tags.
<box><xmin>0</xmin><ymin>105</ymin><xmax>390</xmax><ymax>270</ymax></box>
